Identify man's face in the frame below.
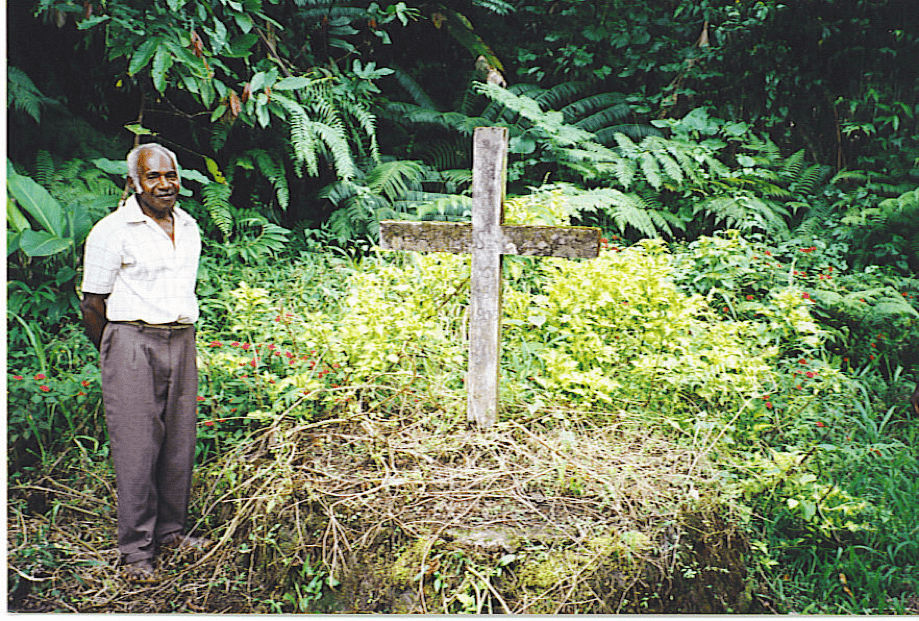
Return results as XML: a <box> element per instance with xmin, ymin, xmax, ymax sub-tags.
<box><xmin>135</xmin><ymin>150</ymin><xmax>180</xmax><ymax>217</ymax></box>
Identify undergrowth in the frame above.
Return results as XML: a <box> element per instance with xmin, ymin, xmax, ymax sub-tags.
<box><xmin>7</xmin><ymin>211</ymin><xmax>919</xmax><ymax>613</ymax></box>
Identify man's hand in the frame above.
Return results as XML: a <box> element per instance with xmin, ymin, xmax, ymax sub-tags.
<box><xmin>911</xmin><ymin>384</ymin><xmax>919</xmax><ymax>415</ymax></box>
<box><xmin>80</xmin><ymin>292</ymin><xmax>109</xmax><ymax>350</ymax></box>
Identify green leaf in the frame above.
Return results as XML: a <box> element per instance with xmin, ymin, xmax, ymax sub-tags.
<box><xmin>124</xmin><ymin>123</ymin><xmax>158</xmax><ymax>136</ymax></box>
<box><xmin>274</xmin><ymin>77</ymin><xmax>312</xmax><ymax>91</ymax></box>
<box><xmin>129</xmin><ymin>38</ymin><xmax>161</xmax><ymax>76</ymax></box>
<box><xmin>179</xmin><ymin>167</ymin><xmax>212</xmax><ymax>185</ymax></box>
<box><xmin>226</xmin><ymin>33</ymin><xmax>258</xmax><ymax>57</ymax></box>
<box><xmin>249</xmin><ymin>71</ymin><xmax>267</xmax><ymax>92</ymax></box>
<box><xmin>256</xmin><ymin>102</ymin><xmax>270</xmax><ymax>127</ymax></box>
<box><xmin>7</xmin><ymin>201</ymin><xmax>31</xmax><ymax>233</ymax></box>
<box><xmin>152</xmin><ymin>46</ymin><xmax>174</xmax><ymax>93</ymax></box>
<box><xmin>93</xmin><ymin>158</ymin><xmax>129</xmax><ymax>176</ymax></box>
<box><xmin>7</xmin><ymin>230</ymin><xmax>22</xmax><ymax>256</ymax></box>
<box><xmin>77</xmin><ymin>15</ymin><xmax>110</xmax><ymax>30</ymax></box>
<box><xmin>233</xmin><ymin>11</ymin><xmax>254</xmax><ymax>33</ymax></box>
<box><xmin>211</xmin><ymin>104</ymin><xmax>228</xmax><ymax>122</ymax></box>
<box><xmin>19</xmin><ymin>230</ymin><xmax>72</xmax><ymax>257</ymax></box>
<box><xmin>7</xmin><ymin>174</ymin><xmax>65</xmax><ymax>237</ymax></box>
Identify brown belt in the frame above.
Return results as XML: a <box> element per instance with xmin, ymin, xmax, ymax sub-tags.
<box><xmin>116</xmin><ymin>320</ymin><xmax>193</xmax><ymax>330</ymax></box>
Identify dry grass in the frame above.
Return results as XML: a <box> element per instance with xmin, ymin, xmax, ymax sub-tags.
<box><xmin>8</xmin><ymin>402</ymin><xmax>749</xmax><ymax>613</ymax></box>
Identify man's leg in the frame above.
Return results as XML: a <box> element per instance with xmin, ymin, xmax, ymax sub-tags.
<box><xmin>154</xmin><ymin>326</ymin><xmax>199</xmax><ymax>541</ymax></box>
<box><xmin>100</xmin><ymin>323</ymin><xmax>165</xmax><ymax>564</ymax></box>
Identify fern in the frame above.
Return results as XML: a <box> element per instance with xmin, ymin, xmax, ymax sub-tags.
<box><xmin>390</xmin><ymin>66</ymin><xmax>440</xmax><ymax>110</ymax></box>
<box><xmin>34</xmin><ymin>151</ymin><xmax>55</xmax><ymax>187</ymax></box>
<box><xmin>202</xmin><ymin>182</ymin><xmax>234</xmax><ymax>240</ymax></box>
<box><xmin>470</xmin><ymin>0</ymin><xmax>516</xmax><ymax>14</ymax></box>
<box><xmin>418</xmin><ymin>140</ymin><xmax>470</xmax><ymax>171</ymax></box>
<box><xmin>366</xmin><ymin>160</ymin><xmax>426</xmax><ymax>204</ymax></box>
<box><xmin>233</xmin><ymin>149</ymin><xmax>290</xmax><ymax>211</ymax></box>
<box><xmin>7</xmin><ymin>66</ymin><xmax>53</xmax><ymax>124</ymax></box>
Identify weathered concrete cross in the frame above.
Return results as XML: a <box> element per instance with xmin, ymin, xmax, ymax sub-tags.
<box><xmin>380</xmin><ymin>126</ymin><xmax>600</xmax><ymax>428</ymax></box>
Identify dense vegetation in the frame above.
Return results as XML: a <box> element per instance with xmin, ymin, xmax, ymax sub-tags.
<box><xmin>7</xmin><ymin>0</ymin><xmax>918</xmax><ymax>613</ymax></box>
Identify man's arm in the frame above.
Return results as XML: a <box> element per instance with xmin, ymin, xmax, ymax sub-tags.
<box><xmin>80</xmin><ymin>292</ymin><xmax>109</xmax><ymax>350</ymax></box>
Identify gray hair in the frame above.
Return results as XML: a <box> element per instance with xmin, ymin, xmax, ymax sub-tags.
<box><xmin>126</xmin><ymin>143</ymin><xmax>180</xmax><ymax>191</ymax></box>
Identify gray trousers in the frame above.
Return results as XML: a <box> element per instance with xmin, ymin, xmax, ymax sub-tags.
<box><xmin>100</xmin><ymin>322</ymin><xmax>198</xmax><ymax>563</ymax></box>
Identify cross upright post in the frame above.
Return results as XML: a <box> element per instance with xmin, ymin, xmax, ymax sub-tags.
<box><xmin>379</xmin><ymin>126</ymin><xmax>601</xmax><ymax>428</ymax></box>
<box><xmin>468</xmin><ymin>126</ymin><xmax>509</xmax><ymax>427</ymax></box>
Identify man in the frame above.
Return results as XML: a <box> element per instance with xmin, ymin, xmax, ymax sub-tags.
<box><xmin>80</xmin><ymin>143</ymin><xmax>209</xmax><ymax>583</ymax></box>
<box><xmin>912</xmin><ymin>384</ymin><xmax>919</xmax><ymax>415</ymax></box>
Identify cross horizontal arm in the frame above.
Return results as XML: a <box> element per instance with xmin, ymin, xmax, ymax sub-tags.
<box><xmin>379</xmin><ymin>220</ymin><xmax>600</xmax><ymax>259</ymax></box>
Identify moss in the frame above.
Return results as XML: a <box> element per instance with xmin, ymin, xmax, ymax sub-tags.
<box><xmin>390</xmin><ymin>537</ymin><xmax>436</xmax><ymax>588</ymax></box>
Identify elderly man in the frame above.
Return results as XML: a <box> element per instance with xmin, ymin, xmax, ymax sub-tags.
<box><xmin>80</xmin><ymin>143</ymin><xmax>208</xmax><ymax>582</ymax></box>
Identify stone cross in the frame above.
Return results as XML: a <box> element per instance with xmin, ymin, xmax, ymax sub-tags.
<box><xmin>379</xmin><ymin>126</ymin><xmax>600</xmax><ymax>428</ymax></box>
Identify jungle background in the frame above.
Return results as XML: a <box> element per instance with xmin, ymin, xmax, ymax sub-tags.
<box><xmin>6</xmin><ymin>0</ymin><xmax>919</xmax><ymax>613</ymax></box>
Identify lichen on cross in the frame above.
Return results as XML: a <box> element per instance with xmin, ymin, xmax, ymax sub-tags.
<box><xmin>379</xmin><ymin>126</ymin><xmax>601</xmax><ymax>428</ymax></box>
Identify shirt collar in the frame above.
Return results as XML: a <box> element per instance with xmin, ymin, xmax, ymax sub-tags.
<box><xmin>120</xmin><ymin>194</ymin><xmax>192</xmax><ymax>225</ymax></box>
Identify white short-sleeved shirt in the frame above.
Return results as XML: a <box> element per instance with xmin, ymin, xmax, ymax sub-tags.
<box><xmin>81</xmin><ymin>195</ymin><xmax>201</xmax><ymax>324</ymax></box>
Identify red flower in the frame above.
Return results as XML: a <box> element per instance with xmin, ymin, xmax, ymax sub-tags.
<box><xmin>204</xmin><ymin>421</ymin><xmax>214</xmax><ymax>427</ymax></box>
<box><xmin>746</xmin><ymin>295</ymin><xmax>754</xmax><ymax>301</ymax></box>
<box><xmin>34</xmin><ymin>373</ymin><xmax>46</xmax><ymax>380</ymax></box>
<box><xmin>12</xmin><ymin>375</ymin><xmax>23</xmax><ymax>380</ymax></box>
<box><xmin>802</xmin><ymin>292</ymin><xmax>811</xmax><ymax>300</ymax></box>
<box><xmin>765</xmin><ymin>251</ymin><xmax>772</xmax><ymax>257</ymax></box>
<box><xmin>798</xmin><ymin>358</ymin><xmax>808</xmax><ymax>365</ymax></box>
<box><xmin>242</xmin><ymin>343</ymin><xmax>251</xmax><ymax>350</ymax></box>
<box><xmin>196</xmin><ymin>396</ymin><xmax>206</xmax><ymax>402</ymax></box>
<box><xmin>39</xmin><ymin>385</ymin><xmax>51</xmax><ymax>392</ymax></box>
<box><xmin>268</xmin><ymin>344</ymin><xmax>276</xmax><ymax>351</ymax></box>
<box><xmin>806</xmin><ymin>371</ymin><xmax>815</xmax><ymax>378</ymax></box>
<box><xmin>765</xmin><ymin>402</ymin><xmax>774</xmax><ymax>409</ymax></box>
<box><xmin>870</xmin><ymin>354</ymin><xmax>876</xmax><ymax>360</ymax></box>
<box><xmin>81</xmin><ymin>380</ymin><xmax>90</xmax><ymax>387</ymax></box>
<box><xmin>816</xmin><ymin>421</ymin><xmax>826</xmax><ymax>428</ymax></box>
<box><xmin>231</xmin><ymin>341</ymin><xmax>240</xmax><ymax>347</ymax></box>
<box><xmin>209</xmin><ymin>341</ymin><xmax>223</xmax><ymax>348</ymax></box>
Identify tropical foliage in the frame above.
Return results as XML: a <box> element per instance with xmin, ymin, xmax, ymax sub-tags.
<box><xmin>7</xmin><ymin>0</ymin><xmax>918</xmax><ymax>614</ymax></box>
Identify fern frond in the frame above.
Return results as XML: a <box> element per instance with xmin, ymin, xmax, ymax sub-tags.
<box><xmin>471</xmin><ymin>0</ymin><xmax>516</xmax><ymax>14</ymax></box>
<box><xmin>595</xmin><ymin>124</ymin><xmax>661</xmax><ymax>145</ymax></box>
<box><xmin>532</xmin><ymin>81</ymin><xmax>590</xmax><ymax>109</ymax></box>
<box><xmin>7</xmin><ymin>66</ymin><xmax>52</xmax><ymax>123</ymax></box>
<box><xmin>639</xmin><ymin>152</ymin><xmax>663</xmax><ymax>190</ymax></box>
<box><xmin>34</xmin><ymin>151</ymin><xmax>55</xmax><ymax>186</ymax></box>
<box><xmin>390</xmin><ymin>66</ymin><xmax>439</xmax><ymax>110</ymax></box>
<box><xmin>414</xmin><ymin>194</ymin><xmax>473</xmax><ymax>221</ymax></box>
<box><xmin>418</xmin><ymin>140</ymin><xmax>470</xmax><ymax>170</ymax></box>
<box><xmin>778</xmin><ymin>149</ymin><xmax>806</xmax><ymax>184</ymax></box>
<box><xmin>272</xmin><ymin>93</ymin><xmax>319</xmax><ymax>177</ymax></box>
<box><xmin>246</xmin><ymin>149</ymin><xmax>290</xmax><ymax>211</ymax></box>
<box><xmin>366</xmin><ymin>160</ymin><xmax>425</xmax><ymax>203</ymax></box>
<box><xmin>202</xmin><ymin>182</ymin><xmax>234</xmax><ymax>239</ymax></box>
<box><xmin>572</xmin><ymin>102</ymin><xmax>633</xmax><ymax>132</ymax></box>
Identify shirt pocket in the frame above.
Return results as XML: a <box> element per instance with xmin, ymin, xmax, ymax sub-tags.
<box><xmin>121</xmin><ymin>227</ymin><xmax>170</xmax><ymax>282</ymax></box>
